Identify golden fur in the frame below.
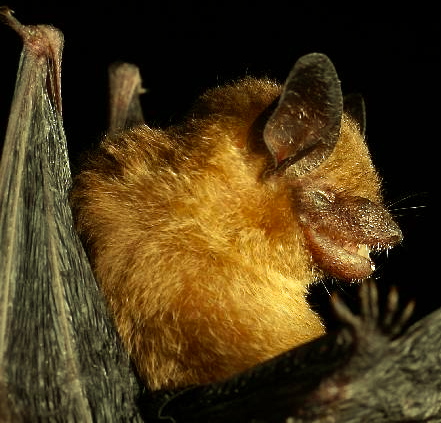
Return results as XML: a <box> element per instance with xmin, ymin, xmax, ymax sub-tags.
<box><xmin>70</xmin><ymin>77</ymin><xmax>382</xmax><ymax>390</ymax></box>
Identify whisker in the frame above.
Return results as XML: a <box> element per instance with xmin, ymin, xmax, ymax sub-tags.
<box><xmin>386</xmin><ymin>192</ymin><xmax>429</xmax><ymax>218</ymax></box>
<box><xmin>321</xmin><ymin>280</ymin><xmax>331</xmax><ymax>297</ymax></box>
<box><xmin>392</xmin><ymin>205</ymin><xmax>427</xmax><ymax>211</ymax></box>
<box><xmin>386</xmin><ymin>191</ymin><xmax>429</xmax><ymax>209</ymax></box>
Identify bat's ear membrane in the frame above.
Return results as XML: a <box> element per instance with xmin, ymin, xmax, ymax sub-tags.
<box><xmin>344</xmin><ymin>93</ymin><xmax>366</xmax><ymax>136</ymax></box>
<box><xmin>263</xmin><ymin>53</ymin><xmax>343</xmax><ymax>176</ymax></box>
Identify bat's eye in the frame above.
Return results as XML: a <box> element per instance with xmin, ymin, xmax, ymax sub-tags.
<box><xmin>311</xmin><ymin>190</ymin><xmax>335</xmax><ymax>205</ymax></box>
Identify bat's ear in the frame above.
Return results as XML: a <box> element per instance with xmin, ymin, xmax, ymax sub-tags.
<box><xmin>263</xmin><ymin>53</ymin><xmax>343</xmax><ymax>176</ymax></box>
<box><xmin>344</xmin><ymin>93</ymin><xmax>366</xmax><ymax>136</ymax></box>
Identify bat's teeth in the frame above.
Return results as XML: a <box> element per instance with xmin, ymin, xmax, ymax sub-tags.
<box><xmin>357</xmin><ymin>244</ymin><xmax>370</xmax><ymax>259</ymax></box>
<box><xmin>357</xmin><ymin>244</ymin><xmax>375</xmax><ymax>270</ymax></box>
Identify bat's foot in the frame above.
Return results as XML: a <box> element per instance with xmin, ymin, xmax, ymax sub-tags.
<box><xmin>297</xmin><ymin>280</ymin><xmax>418</xmax><ymax>420</ymax></box>
<box><xmin>332</xmin><ymin>279</ymin><xmax>415</xmax><ymax>345</ymax></box>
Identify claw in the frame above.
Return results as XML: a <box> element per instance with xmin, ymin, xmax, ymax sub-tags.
<box><xmin>360</xmin><ymin>279</ymin><xmax>379</xmax><ymax>323</ymax></box>
<box><xmin>332</xmin><ymin>279</ymin><xmax>414</xmax><ymax>339</ymax></box>
<box><xmin>331</xmin><ymin>292</ymin><xmax>359</xmax><ymax>329</ymax></box>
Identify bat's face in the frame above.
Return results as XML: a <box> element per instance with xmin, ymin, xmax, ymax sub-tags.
<box><xmin>285</xmin><ymin>115</ymin><xmax>402</xmax><ymax>281</ymax></box>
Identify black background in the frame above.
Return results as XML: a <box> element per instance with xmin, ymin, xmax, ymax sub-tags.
<box><xmin>0</xmin><ymin>2</ymin><xmax>437</xmax><ymax>319</ymax></box>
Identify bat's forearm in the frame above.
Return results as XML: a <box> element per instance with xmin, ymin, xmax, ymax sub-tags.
<box><xmin>0</xmin><ymin>9</ymin><xmax>143</xmax><ymax>421</ymax></box>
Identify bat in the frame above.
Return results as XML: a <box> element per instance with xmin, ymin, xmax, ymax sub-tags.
<box><xmin>70</xmin><ymin>34</ymin><xmax>403</xmax><ymax>390</ymax></box>
<box><xmin>1</xmin><ymin>9</ymin><xmax>440</xmax><ymax>423</ymax></box>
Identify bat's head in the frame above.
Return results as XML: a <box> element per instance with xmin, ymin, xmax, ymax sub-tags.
<box><xmin>187</xmin><ymin>53</ymin><xmax>401</xmax><ymax>283</ymax></box>
<box><xmin>261</xmin><ymin>53</ymin><xmax>402</xmax><ymax>281</ymax></box>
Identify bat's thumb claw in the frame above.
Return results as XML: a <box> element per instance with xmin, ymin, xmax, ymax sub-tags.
<box><xmin>0</xmin><ymin>6</ymin><xmax>18</xmax><ymax>26</ymax></box>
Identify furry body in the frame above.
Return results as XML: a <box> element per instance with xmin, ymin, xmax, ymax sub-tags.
<box><xmin>71</xmin><ymin>57</ymin><xmax>400</xmax><ymax>390</ymax></box>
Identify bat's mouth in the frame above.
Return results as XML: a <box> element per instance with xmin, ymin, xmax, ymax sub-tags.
<box><xmin>303</xmin><ymin>227</ymin><xmax>378</xmax><ymax>281</ymax></box>
<box><xmin>296</xmin><ymin>190</ymin><xmax>402</xmax><ymax>281</ymax></box>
